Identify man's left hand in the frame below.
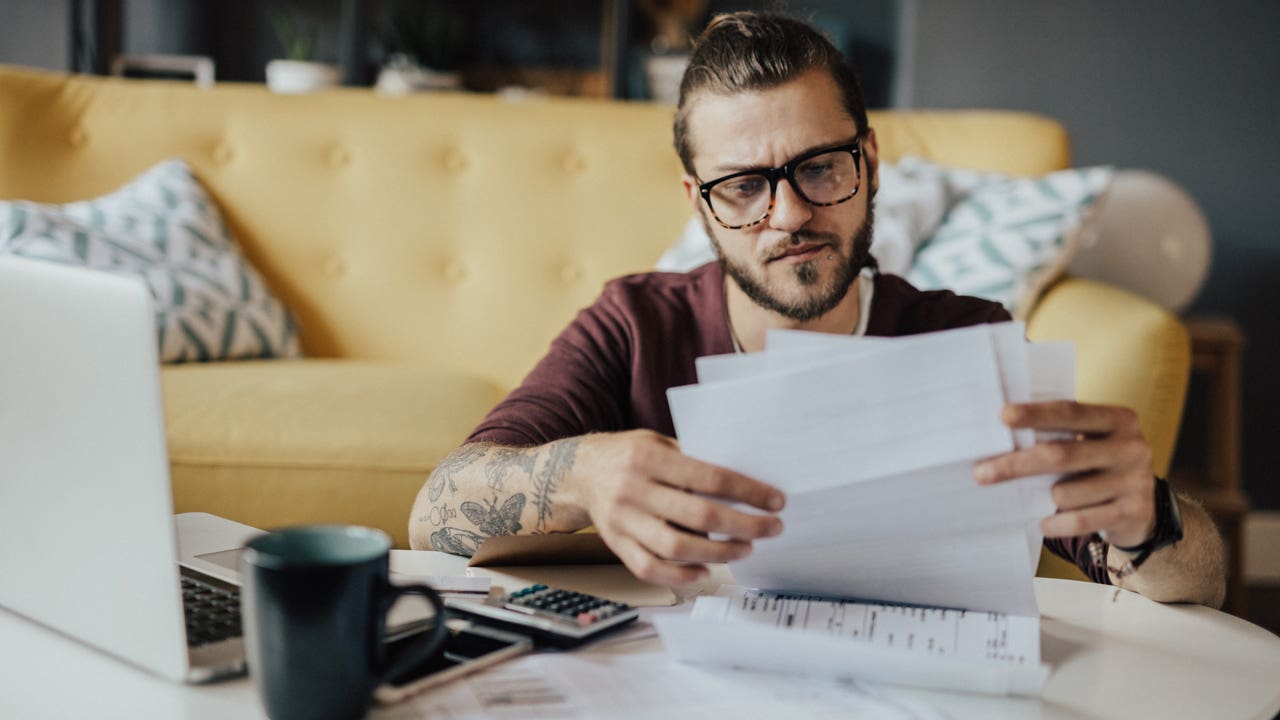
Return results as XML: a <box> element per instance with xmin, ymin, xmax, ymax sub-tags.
<box><xmin>973</xmin><ymin>400</ymin><xmax>1156</xmax><ymax>548</ymax></box>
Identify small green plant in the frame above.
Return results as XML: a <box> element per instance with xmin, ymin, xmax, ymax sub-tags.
<box><xmin>383</xmin><ymin>1</ymin><xmax>466</xmax><ymax>71</ymax></box>
<box><xmin>272</xmin><ymin>10</ymin><xmax>316</xmax><ymax>61</ymax></box>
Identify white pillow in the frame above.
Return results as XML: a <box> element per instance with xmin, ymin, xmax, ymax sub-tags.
<box><xmin>0</xmin><ymin>159</ymin><xmax>301</xmax><ymax>363</ymax></box>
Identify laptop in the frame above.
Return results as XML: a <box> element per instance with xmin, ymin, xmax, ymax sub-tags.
<box><xmin>0</xmin><ymin>257</ymin><xmax>430</xmax><ymax>683</ymax></box>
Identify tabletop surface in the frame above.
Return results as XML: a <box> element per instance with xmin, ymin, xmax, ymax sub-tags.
<box><xmin>2</xmin><ymin>553</ymin><xmax>1278</xmax><ymax>720</ymax></box>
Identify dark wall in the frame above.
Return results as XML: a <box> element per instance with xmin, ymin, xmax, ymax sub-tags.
<box><xmin>704</xmin><ymin>0</ymin><xmax>900</xmax><ymax>106</ymax></box>
<box><xmin>1</xmin><ymin>0</ymin><xmax>71</xmax><ymax>70</ymax></box>
<box><xmin>904</xmin><ymin>0</ymin><xmax>1280</xmax><ymax>509</ymax></box>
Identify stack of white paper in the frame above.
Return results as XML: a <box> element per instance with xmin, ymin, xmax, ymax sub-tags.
<box><xmin>658</xmin><ymin>323</ymin><xmax>1074</xmax><ymax>696</ymax></box>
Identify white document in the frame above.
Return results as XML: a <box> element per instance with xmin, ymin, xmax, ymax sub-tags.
<box><xmin>692</xmin><ymin>586</ymin><xmax>1040</xmax><ymax>663</ymax></box>
<box><xmin>668</xmin><ymin>324</ymin><xmax>1048</xmax><ymax>614</ymax></box>
<box><xmin>655</xmin><ymin>595</ymin><xmax>1049</xmax><ymax>697</ymax></box>
<box><xmin>669</xmin><ymin>326</ymin><xmax>1014</xmax><ymax>496</ymax></box>
<box><xmin>726</xmin><ymin>460</ymin><xmax>1041</xmax><ymax>615</ymax></box>
<box><xmin>389</xmin><ymin>549</ymin><xmax>491</xmax><ymax>594</ymax></box>
<box><xmin>662</xmin><ymin>324</ymin><xmax>1074</xmax><ymax>694</ymax></box>
<box><xmin>767</xmin><ymin>323</ymin><xmax>1037</xmax><ymax>449</ymax></box>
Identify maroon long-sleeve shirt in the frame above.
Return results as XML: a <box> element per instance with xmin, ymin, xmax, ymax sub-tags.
<box><xmin>468</xmin><ymin>261</ymin><xmax>1107</xmax><ymax>583</ymax></box>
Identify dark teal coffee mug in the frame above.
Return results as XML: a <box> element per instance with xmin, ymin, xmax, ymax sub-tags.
<box><xmin>241</xmin><ymin>526</ymin><xmax>449</xmax><ymax>720</ymax></box>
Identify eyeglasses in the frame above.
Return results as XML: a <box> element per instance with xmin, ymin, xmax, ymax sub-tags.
<box><xmin>697</xmin><ymin>141</ymin><xmax>863</xmax><ymax>230</ymax></box>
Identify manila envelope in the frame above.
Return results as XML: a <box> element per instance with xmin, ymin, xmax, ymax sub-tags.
<box><xmin>467</xmin><ymin>534</ymin><xmax>677</xmax><ymax>607</ymax></box>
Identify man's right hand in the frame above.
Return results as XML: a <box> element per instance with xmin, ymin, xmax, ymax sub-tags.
<box><xmin>568</xmin><ymin>429</ymin><xmax>786</xmax><ymax>585</ymax></box>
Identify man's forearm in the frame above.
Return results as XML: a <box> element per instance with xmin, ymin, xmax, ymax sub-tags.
<box><xmin>408</xmin><ymin>438</ymin><xmax>591</xmax><ymax>554</ymax></box>
<box><xmin>1109</xmin><ymin>495</ymin><xmax>1226</xmax><ymax>608</ymax></box>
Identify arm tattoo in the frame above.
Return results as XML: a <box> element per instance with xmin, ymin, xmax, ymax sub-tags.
<box><xmin>430</xmin><ymin>493</ymin><xmax>527</xmax><ymax>557</ymax></box>
<box><xmin>427</xmin><ymin>444</ymin><xmax>488</xmax><ymax>502</ymax></box>
<box><xmin>429</xmin><ymin>527</ymin><xmax>484</xmax><ymax>555</ymax></box>
<box><xmin>415</xmin><ymin>504</ymin><xmax>457</xmax><ymax>528</ymax></box>
<box><xmin>461</xmin><ymin>494</ymin><xmax>525</xmax><ymax>535</ymax></box>
<box><xmin>484</xmin><ymin>447</ymin><xmax>537</xmax><ymax>492</ymax></box>
<box><xmin>531</xmin><ymin>437</ymin><xmax>580</xmax><ymax>531</ymax></box>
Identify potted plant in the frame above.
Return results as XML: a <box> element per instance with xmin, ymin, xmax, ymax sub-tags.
<box><xmin>265</xmin><ymin>10</ymin><xmax>341</xmax><ymax>94</ymax></box>
<box><xmin>374</xmin><ymin>1</ymin><xmax>466</xmax><ymax>94</ymax></box>
<box><xmin>638</xmin><ymin>0</ymin><xmax>707</xmax><ymax>103</ymax></box>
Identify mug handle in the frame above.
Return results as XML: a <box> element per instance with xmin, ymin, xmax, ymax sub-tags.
<box><xmin>375</xmin><ymin>583</ymin><xmax>451</xmax><ymax>686</ymax></box>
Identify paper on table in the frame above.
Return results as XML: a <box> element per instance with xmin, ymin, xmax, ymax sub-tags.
<box><xmin>388</xmin><ymin>572</ymin><xmax>491</xmax><ymax>594</ymax></box>
<box><xmin>386</xmin><ymin>550</ymin><xmax>490</xmax><ymax>630</ymax></box>
<box><xmin>692</xmin><ymin>586</ymin><xmax>1041</xmax><ymax>663</ymax></box>
<box><xmin>377</xmin><ymin>639</ymin><xmax>950</xmax><ymax>719</ymax></box>
<box><xmin>655</xmin><ymin>594</ymin><xmax>1050</xmax><ymax>697</ymax></box>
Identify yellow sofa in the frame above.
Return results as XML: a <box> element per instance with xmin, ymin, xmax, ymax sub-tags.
<box><xmin>0</xmin><ymin>67</ymin><xmax>1189</xmax><ymax>575</ymax></box>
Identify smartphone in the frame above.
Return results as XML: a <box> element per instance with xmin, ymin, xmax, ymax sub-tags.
<box><xmin>373</xmin><ymin>619</ymin><xmax>533</xmax><ymax>704</ymax></box>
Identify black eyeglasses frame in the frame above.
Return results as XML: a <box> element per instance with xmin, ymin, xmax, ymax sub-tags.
<box><xmin>697</xmin><ymin>140</ymin><xmax>864</xmax><ymax>230</ymax></box>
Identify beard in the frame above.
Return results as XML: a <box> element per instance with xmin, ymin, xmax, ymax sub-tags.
<box><xmin>708</xmin><ymin>197</ymin><xmax>876</xmax><ymax>322</ymax></box>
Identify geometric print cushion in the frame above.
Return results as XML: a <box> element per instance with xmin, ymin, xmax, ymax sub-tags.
<box><xmin>907</xmin><ymin>165</ymin><xmax>1114</xmax><ymax>319</ymax></box>
<box><xmin>0</xmin><ymin>159</ymin><xmax>301</xmax><ymax>363</ymax></box>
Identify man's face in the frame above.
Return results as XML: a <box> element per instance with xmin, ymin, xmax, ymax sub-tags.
<box><xmin>682</xmin><ymin>68</ymin><xmax>879</xmax><ymax>321</ymax></box>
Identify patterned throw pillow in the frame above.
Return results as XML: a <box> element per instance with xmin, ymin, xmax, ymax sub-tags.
<box><xmin>907</xmin><ymin>166</ymin><xmax>1114</xmax><ymax>318</ymax></box>
<box><xmin>0</xmin><ymin>159</ymin><xmax>300</xmax><ymax>363</ymax></box>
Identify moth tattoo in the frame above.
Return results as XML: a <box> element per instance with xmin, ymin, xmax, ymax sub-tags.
<box><xmin>461</xmin><ymin>494</ymin><xmax>526</xmax><ymax>537</ymax></box>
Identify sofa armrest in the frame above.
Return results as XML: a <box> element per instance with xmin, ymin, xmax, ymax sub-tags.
<box><xmin>1027</xmin><ymin>277</ymin><xmax>1190</xmax><ymax>475</ymax></box>
<box><xmin>1026</xmin><ymin>277</ymin><xmax>1191</xmax><ymax>581</ymax></box>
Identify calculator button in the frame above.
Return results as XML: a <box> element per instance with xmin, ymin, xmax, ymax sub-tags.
<box><xmin>577</xmin><ymin>612</ymin><xmax>597</xmax><ymax>626</ymax></box>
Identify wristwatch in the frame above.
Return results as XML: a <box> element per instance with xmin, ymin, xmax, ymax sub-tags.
<box><xmin>1108</xmin><ymin>477</ymin><xmax>1184</xmax><ymax>578</ymax></box>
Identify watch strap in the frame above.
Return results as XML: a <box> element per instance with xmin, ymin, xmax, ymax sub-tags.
<box><xmin>1090</xmin><ymin>477</ymin><xmax>1180</xmax><ymax>579</ymax></box>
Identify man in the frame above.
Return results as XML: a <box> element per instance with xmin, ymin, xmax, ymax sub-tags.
<box><xmin>409</xmin><ymin>12</ymin><xmax>1225</xmax><ymax>607</ymax></box>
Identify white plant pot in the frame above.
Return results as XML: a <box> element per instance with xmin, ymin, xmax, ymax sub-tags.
<box><xmin>374</xmin><ymin>55</ymin><xmax>463</xmax><ymax>95</ymax></box>
<box><xmin>265</xmin><ymin>60</ymin><xmax>341</xmax><ymax>95</ymax></box>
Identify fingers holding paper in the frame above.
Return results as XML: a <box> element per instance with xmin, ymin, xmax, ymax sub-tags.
<box><xmin>973</xmin><ymin>400</ymin><xmax>1157</xmax><ymax>548</ymax></box>
<box><xmin>573</xmin><ymin>430</ymin><xmax>785</xmax><ymax>585</ymax></box>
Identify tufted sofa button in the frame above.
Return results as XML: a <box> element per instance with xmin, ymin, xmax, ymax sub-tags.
<box><xmin>212</xmin><ymin>143</ymin><xmax>234</xmax><ymax>165</ymax></box>
<box><xmin>328</xmin><ymin>145</ymin><xmax>351</xmax><ymax>169</ymax></box>
<box><xmin>324</xmin><ymin>255</ymin><xmax>347</xmax><ymax>277</ymax></box>
<box><xmin>442</xmin><ymin>259</ymin><xmax>467</xmax><ymax>283</ymax></box>
<box><xmin>559</xmin><ymin>263</ymin><xmax>582</xmax><ymax>285</ymax></box>
<box><xmin>68</xmin><ymin>125</ymin><xmax>89</xmax><ymax>148</ymax></box>
<box><xmin>562</xmin><ymin>151</ymin><xmax>586</xmax><ymax>174</ymax></box>
<box><xmin>443</xmin><ymin>149</ymin><xmax>468</xmax><ymax>173</ymax></box>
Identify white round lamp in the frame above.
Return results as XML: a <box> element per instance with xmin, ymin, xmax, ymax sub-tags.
<box><xmin>1069</xmin><ymin>170</ymin><xmax>1212</xmax><ymax>313</ymax></box>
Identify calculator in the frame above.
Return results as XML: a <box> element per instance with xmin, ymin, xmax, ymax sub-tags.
<box><xmin>444</xmin><ymin>584</ymin><xmax>640</xmax><ymax>648</ymax></box>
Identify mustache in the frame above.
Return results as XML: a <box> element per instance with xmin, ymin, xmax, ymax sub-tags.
<box><xmin>765</xmin><ymin>231</ymin><xmax>841</xmax><ymax>260</ymax></box>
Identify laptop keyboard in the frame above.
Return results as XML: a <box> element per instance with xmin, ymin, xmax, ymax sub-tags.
<box><xmin>181</xmin><ymin>575</ymin><xmax>242</xmax><ymax>647</ymax></box>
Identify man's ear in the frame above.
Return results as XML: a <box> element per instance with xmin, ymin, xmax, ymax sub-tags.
<box><xmin>681</xmin><ymin>174</ymin><xmax>702</xmax><ymax>213</ymax></box>
<box><xmin>862</xmin><ymin>127</ymin><xmax>880</xmax><ymax>195</ymax></box>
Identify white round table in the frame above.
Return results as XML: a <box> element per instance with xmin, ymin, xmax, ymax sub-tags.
<box><xmin>1</xmin><ymin>570</ymin><xmax>1277</xmax><ymax>719</ymax></box>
